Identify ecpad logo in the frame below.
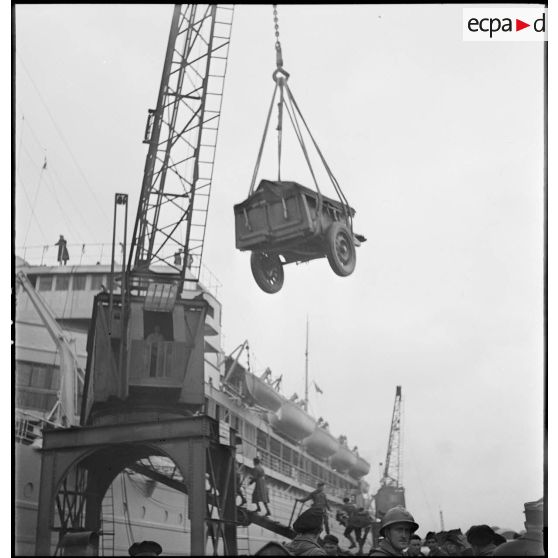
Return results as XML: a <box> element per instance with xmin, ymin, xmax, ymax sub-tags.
<box><xmin>463</xmin><ymin>8</ymin><xmax>547</xmax><ymax>41</ymax></box>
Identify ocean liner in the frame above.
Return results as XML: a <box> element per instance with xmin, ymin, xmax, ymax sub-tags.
<box><xmin>15</xmin><ymin>251</ymin><xmax>372</xmax><ymax>556</ymax></box>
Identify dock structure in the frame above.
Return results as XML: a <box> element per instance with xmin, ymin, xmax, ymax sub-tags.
<box><xmin>35</xmin><ymin>415</ymin><xmax>239</xmax><ymax>556</ymax></box>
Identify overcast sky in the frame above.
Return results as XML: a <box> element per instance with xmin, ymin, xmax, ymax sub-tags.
<box><xmin>14</xmin><ymin>4</ymin><xmax>545</xmax><ymax>534</ymax></box>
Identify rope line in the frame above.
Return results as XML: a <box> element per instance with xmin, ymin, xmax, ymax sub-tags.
<box><xmin>249</xmin><ymin>84</ymin><xmax>279</xmax><ymax>195</ymax></box>
<box><xmin>22</xmin><ymin>161</ymin><xmax>46</xmax><ymax>247</ymax></box>
<box><xmin>16</xmin><ymin>169</ymin><xmax>47</xmax><ymax>241</ymax></box>
<box><xmin>17</xmin><ymin>52</ymin><xmax>111</xmax><ymax>226</ymax></box>
<box><xmin>286</xmin><ymin>84</ymin><xmax>352</xmax><ymax>225</ymax></box>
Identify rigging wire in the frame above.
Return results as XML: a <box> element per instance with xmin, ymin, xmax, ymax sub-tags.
<box><xmin>16</xmin><ymin>106</ymin><xmax>46</xmax><ymax>152</ymax></box>
<box><xmin>42</xmin><ymin>170</ymin><xmax>85</xmax><ymax>244</ymax></box>
<box><xmin>47</xmin><ymin>165</ymin><xmax>99</xmax><ymax>241</ymax></box>
<box><xmin>282</xmin><ymin>94</ymin><xmax>321</xmax><ymax>195</ymax></box>
<box><xmin>22</xmin><ymin>154</ymin><xmax>47</xmax><ymax>247</ymax></box>
<box><xmin>17</xmin><ymin>114</ymin><xmax>25</xmax><ymax>177</ymax></box>
<box><xmin>16</xmin><ymin>169</ymin><xmax>47</xmax><ymax>241</ymax></box>
<box><xmin>249</xmin><ymin>84</ymin><xmax>279</xmax><ymax>195</ymax></box>
<box><xmin>16</xmin><ymin>52</ymin><xmax>111</xmax><ymax>227</ymax></box>
<box><xmin>16</xmin><ymin>110</ymin><xmax>100</xmax><ymax>242</ymax></box>
<box><xmin>286</xmin><ymin>86</ymin><xmax>352</xmax><ymax>225</ymax></box>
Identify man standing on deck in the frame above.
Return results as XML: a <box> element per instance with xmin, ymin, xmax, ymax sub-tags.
<box><xmin>249</xmin><ymin>457</ymin><xmax>271</xmax><ymax>516</ymax></box>
<box><xmin>55</xmin><ymin>235</ymin><xmax>69</xmax><ymax>265</ymax></box>
<box><xmin>369</xmin><ymin>506</ymin><xmax>419</xmax><ymax>557</ymax></box>
<box><xmin>297</xmin><ymin>482</ymin><xmax>331</xmax><ymax>535</ymax></box>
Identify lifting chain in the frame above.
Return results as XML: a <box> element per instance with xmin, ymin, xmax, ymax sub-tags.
<box><xmin>273</xmin><ymin>5</ymin><xmax>283</xmax><ymax>69</ymax></box>
<box><xmin>272</xmin><ymin>5</ymin><xmax>287</xmax><ymax>181</ymax></box>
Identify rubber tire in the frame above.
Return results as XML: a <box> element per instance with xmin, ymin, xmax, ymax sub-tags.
<box><xmin>250</xmin><ymin>252</ymin><xmax>285</xmax><ymax>294</ymax></box>
<box><xmin>326</xmin><ymin>222</ymin><xmax>356</xmax><ymax>277</ymax></box>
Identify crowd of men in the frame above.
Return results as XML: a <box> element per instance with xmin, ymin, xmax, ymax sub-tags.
<box><xmin>122</xmin><ymin>470</ymin><xmax>544</xmax><ymax>557</ymax></box>
<box><xmin>253</xmin><ymin>496</ymin><xmax>545</xmax><ymax>557</ymax></box>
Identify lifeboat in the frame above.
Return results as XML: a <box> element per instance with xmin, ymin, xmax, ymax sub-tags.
<box><xmin>349</xmin><ymin>456</ymin><xmax>371</xmax><ymax>479</ymax></box>
<box><xmin>330</xmin><ymin>445</ymin><xmax>357</xmax><ymax>473</ymax></box>
<box><xmin>302</xmin><ymin>427</ymin><xmax>340</xmax><ymax>459</ymax></box>
<box><xmin>244</xmin><ymin>373</ymin><xmax>283</xmax><ymax>412</ymax></box>
<box><xmin>270</xmin><ymin>401</ymin><xmax>315</xmax><ymax>441</ymax></box>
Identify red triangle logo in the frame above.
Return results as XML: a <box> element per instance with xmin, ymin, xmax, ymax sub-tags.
<box><xmin>516</xmin><ymin>19</ymin><xmax>530</xmax><ymax>31</ymax></box>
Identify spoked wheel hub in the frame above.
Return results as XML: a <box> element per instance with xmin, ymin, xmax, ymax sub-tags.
<box><xmin>250</xmin><ymin>252</ymin><xmax>285</xmax><ymax>293</ymax></box>
<box><xmin>325</xmin><ymin>222</ymin><xmax>356</xmax><ymax>276</ymax></box>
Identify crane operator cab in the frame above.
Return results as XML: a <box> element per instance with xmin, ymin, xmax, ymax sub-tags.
<box><xmin>80</xmin><ymin>284</ymin><xmax>208</xmax><ymax>426</ymax></box>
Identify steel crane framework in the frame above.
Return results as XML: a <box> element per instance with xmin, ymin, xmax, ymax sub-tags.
<box><xmin>374</xmin><ymin>386</ymin><xmax>406</xmax><ymax>519</ymax></box>
<box><xmin>128</xmin><ymin>4</ymin><xmax>234</xmax><ymax>290</ymax></box>
<box><xmin>382</xmin><ymin>385</ymin><xmax>403</xmax><ymax>487</ymax></box>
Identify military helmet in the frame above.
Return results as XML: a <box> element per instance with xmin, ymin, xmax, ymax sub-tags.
<box><xmin>379</xmin><ymin>506</ymin><xmax>419</xmax><ymax>536</ymax></box>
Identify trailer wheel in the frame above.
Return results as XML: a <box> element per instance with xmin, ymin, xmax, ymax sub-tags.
<box><xmin>326</xmin><ymin>222</ymin><xmax>356</xmax><ymax>276</ymax></box>
<box><xmin>250</xmin><ymin>252</ymin><xmax>284</xmax><ymax>294</ymax></box>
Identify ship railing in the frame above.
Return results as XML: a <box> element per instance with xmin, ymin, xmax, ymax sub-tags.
<box><xmin>16</xmin><ymin>243</ymin><xmax>222</xmax><ymax>298</ymax></box>
<box><xmin>15</xmin><ymin>409</ymin><xmax>58</xmax><ymax>445</ymax></box>
<box><xmin>245</xmin><ymin>442</ymin><xmax>354</xmax><ymax>500</ymax></box>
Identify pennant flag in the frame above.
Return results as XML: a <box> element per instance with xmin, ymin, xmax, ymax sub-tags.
<box><xmin>313</xmin><ymin>381</ymin><xmax>323</xmax><ymax>395</ymax></box>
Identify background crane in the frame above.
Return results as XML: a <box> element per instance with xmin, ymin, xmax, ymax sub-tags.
<box><xmin>374</xmin><ymin>385</ymin><xmax>406</xmax><ymax>518</ymax></box>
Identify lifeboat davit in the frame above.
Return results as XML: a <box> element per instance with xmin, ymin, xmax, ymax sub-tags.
<box><xmin>349</xmin><ymin>456</ymin><xmax>371</xmax><ymax>479</ymax></box>
<box><xmin>271</xmin><ymin>401</ymin><xmax>315</xmax><ymax>441</ymax></box>
<box><xmin>330</xmin><ymin>446</ymin><xmax>357</xmax><ymax>473</ymax></box>
<box><xmin>244</xmin><ymin>373</ymin><xmax>283</xmax><ymax>412</ymax></box>
<box><xmin>302</xmin><ymin>427</ymin><xmax>340</xmax><ymax>459</ymax></box>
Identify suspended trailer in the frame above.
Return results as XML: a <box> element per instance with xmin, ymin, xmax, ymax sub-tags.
<box><xmin>234</xmin><ymin>179</ymin><xmax>363</xmax><ymax>293</ymax></box>
<box><xmin>234</xmin><ymin>7</ymin><xmax>366</xmax><ymax>294</ymax></box>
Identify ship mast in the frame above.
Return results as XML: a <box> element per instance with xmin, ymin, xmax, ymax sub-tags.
<box><xmin>304</xmin><ymin>316</ymin><xmax>309</xmax><ymax>410</ymax></box>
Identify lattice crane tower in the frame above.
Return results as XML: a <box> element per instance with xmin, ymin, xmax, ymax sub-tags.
<box><xmin>382</xmin><ymin>385</ymin><xmax>403</xmax><ymax>487</ymax></box>
<box><xmin>128</xmin><ymin>4</ymin><xmax>234</xmax><ymax>291</ymax></box>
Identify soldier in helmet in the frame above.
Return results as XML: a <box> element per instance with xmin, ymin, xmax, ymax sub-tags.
<box><xmin>369</xmin><ymin>506</ymin><xmax>419</xmax><ymax>557</ymax></box>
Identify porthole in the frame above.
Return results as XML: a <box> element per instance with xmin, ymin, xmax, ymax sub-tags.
<box><xmin>23</xmin><ymin>482</ymin><xmax>34</xmax><ymax>498</ymax></box>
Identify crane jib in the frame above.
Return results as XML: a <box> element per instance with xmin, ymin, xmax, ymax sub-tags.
<box><xmin>128</xmin><ymin>4</ymin><xmax>234</xmax><ymax>291</ymax></box>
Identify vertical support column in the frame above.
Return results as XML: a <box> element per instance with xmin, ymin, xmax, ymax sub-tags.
<box><xmin>221</xmin><ymin>446</ymin><xmax>238</xmax><ymax>556</ymax></box>
<box><xmin>35</xmin><ymin>451</ymin><xmax>56</xmax><ymax>556</ymax></box>
<box><xmin>183</xmin><ymin>438</ymin><xmax>207</xmax><ymax>556</ymax></box>
<box><xmin>83</xmin><ymin>466</ymin><xmax>108</xmax><ymax>535</ymax></box>
<box><xmin>160</xmin><ymin>436</ymin><xmax>205</xmax><ymax>555</ymax></box>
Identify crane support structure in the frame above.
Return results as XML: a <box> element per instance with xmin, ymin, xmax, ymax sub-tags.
<box><xmin>129</xmin><ymin>4</ymin><xmax>234</xmax><ymax>289</ymax></box>
<box><xmin>374</xmin><ymin>386</ymin><xmax>405</xmax><ymax>518</ymax></box>
<box><xmin>382</xmin><ymin>385</ymin><xmax>403</xmax><ymax>487</ymax></box>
